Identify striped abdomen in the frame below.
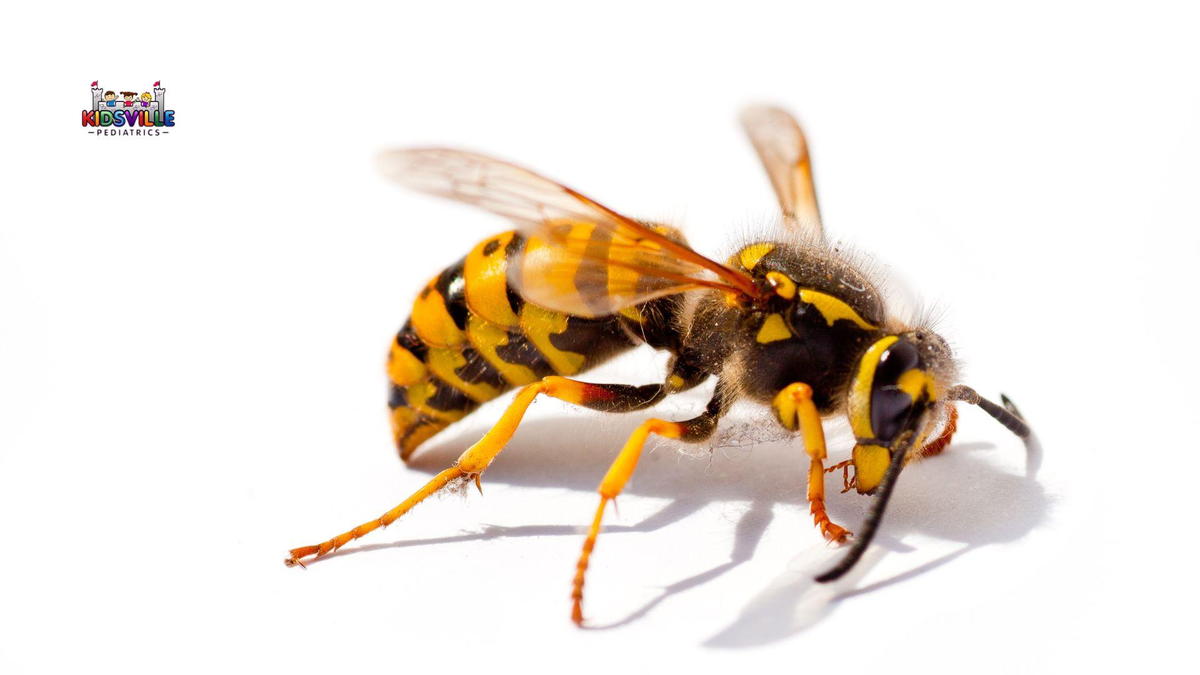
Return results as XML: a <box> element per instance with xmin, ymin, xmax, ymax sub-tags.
<box><xmin>386</xmin><ymin>230</ymin><xmax>660</xmax><ymax>460</ymax></box>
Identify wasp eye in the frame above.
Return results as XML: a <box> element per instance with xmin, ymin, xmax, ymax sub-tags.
<box><xmin>870</xmin><ymin>340</ymin><xmax>922</xmax><ymax>442</ymax></box>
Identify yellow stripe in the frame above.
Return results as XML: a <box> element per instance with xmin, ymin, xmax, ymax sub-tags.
<box><xmin>799</xmin><ymin>289</ymin><xmax>877</xmax><ymax>330</ymax></box>
<box><xmin>426</xmin><ymin>347</ymin><xmax>504</xmax><ymax>404</ymax></box>
<box><xmin>605</xmin><ymin>251</ymin><xmax>641</xmax><ymax>315</ymax></box>
<box><xmin>466</xmin><ymin>315</ymin><xmax>539</xmax><ymax>386</ymax></box>
<box><xmin>389</xmin><ymin>405</ymin><xmax>419</xmax><ymax>446</ymax></box>
<box><xmin>387</xmin><ymin>343</ymin><xmax>427</xmax><ymax>387</ymax></box>
<box><xmin>849</xmin><ymin>335</ymin><xmax>899</xmax><ymax>438</ymax></box>
<box><xmin>390</xmin><ymin>406</ymin><xmax>447</xmax><ymax>454</ymax></box>
<box><xmin>521</xmin><ymin>222</ymin><xmax>592</xmax><ymax>313</ymax></box>
<box><xmin>736</xmin><ymin>242</ymin><xmax>776</xmax><ymax>270</ymax></box>
<box><xmin>411</xmin><ymin>277</ymin><xmax>465</xmax><ymax>347</ymax></box>
<box><xmin>755</xmin><ymin>313</ymin><xmax>792</xmax><ymax>343</ymax></box>
<box><xmin>520</xmin><ymin>303</ymin><xmax>586</xmax><ymax>375</ymax></box>
<box><xmin>463</xmin><ymin>231</ymin><xmax>520</xmax><ymax>328</ymax></box>
<box><xmin>397</xmin><ymin>419</ymin><xmax>447</xmax><ymax>459</ymax></box>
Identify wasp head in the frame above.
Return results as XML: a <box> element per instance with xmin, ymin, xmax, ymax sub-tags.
<box><xmin>846</xmin><ymin>329</ymin><xmax>956</xmax><ymax>493</ymax></box>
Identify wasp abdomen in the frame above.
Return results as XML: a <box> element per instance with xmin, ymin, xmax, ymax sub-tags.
<box><xmin>386</xmin><ymin>231</ymin><xmax>642</xmax><ymax>459</ymax></box>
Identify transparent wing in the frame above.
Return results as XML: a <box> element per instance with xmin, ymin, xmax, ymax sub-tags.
<box><xmin>378</xmin><ymin>148</ymin><xmax>764</xmax><ymax>317</ymax></box>
<box><xmin>740</xmin><ymin>105</ymin><xmax>823</xmax><ymax>238</ymax></box>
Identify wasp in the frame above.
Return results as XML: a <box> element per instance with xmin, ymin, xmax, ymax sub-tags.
<box><xmin>285</xmin><ymin>105</ymin><xmax>1032</xmax><ymax>624</ymax></box>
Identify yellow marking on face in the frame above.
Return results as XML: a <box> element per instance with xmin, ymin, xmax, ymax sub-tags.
<box><xmin>463</xmin><ymin>231</ymin><xmax>520</xmax><ymax>328</ymax></box>
<box><xmin>465</xmin><ymin>316</ymin><xmax>539</xmax><ymax>386</ymax></box>
<box><xmin>405</xmin><ymin>380</ymin><xmax>468</xmax><ymax>423</ymax></box>
<box><xmin>426</xmin><ymin>347</ymin><xmax>503</xmax><ymax>404</ymax></box>
<box><xmin>411</xmin><ymin>277</ymin><xmax>465</xmax><ymax>347</ymax></box>
<box><xmin>756</xmin><ymin>313</ymin><xmax>793</xmax><ymax>344</ymax></box>
<box><xmin>520</xmin><ymin>303</ymin><xmax>586</xmax><ymax>375</ymax></box>
<box><xmin>766</xmin><ymin>271</ymin><xmax>796</xmax><ymax>299</ymax></box>
<box><xmin>849</xmin><ymin>335</ymin><xmax>899</xmax><ymax>438</ymax></box>
<box><xmin>387</xmin><ymin>343</ymin><xmax>427</xmax><ymax>387</ymax></box>
<box><xmin>852</xmin><ymin>443</ymin><xmax>891</xmax><ymax>493</ymax></box>
<box><xmin>897</xmin><ymin>368</ymin><xmax>933</xmax><ymax>402</ymax></box>
<box><xmin>799</xmin><ymin>289</ymin><xmax>877</xmax><ymax>330</ymax></box>
<box><xmin>667</xmin><ymin>374</ymin><xmax>685</xmax><ymax>392</ymax></box>
<box><xmin>737</xmin><ymin>242</ymin><xmax>776</xmax><ymax>270</ymax></box>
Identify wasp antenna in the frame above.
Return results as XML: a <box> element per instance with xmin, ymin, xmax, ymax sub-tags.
<box><xmin>1000</xmin><ymin>393</ymin><xmax>1023</xmax><ymax>418</ymax></box>
<box><xmin>815</xmin><ymin>439</ymin><xmax>909</xmax><ymax>583</ymax></box>
<box><xmin>948</xmin><ymin>385</ymin><xmax>1031</xmax><ymax>440</ymax></box>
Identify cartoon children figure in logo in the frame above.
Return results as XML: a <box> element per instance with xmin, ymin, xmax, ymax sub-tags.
<box><xmin>140</xmin><ymin>92</ymin><xmax>152</xmax><ymax>107</ymax></box>
<box><xmin>121</xmin><ymin>92</ymin><xmax>137</xmax><ymax>107</ymax></box>
<box><xmin>104</xmin><ymin>91</ymin><xmax>117</xmax><ymax>107</ymax></box>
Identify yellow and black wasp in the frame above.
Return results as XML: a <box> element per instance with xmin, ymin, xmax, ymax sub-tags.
<box><xmin>285</xmin><ymin>105</ymin><xmax>1032</xmax><ymax>624</ymax></box>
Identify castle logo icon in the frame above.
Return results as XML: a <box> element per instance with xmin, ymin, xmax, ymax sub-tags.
<box><xmin>82</xmin><ymin>80</ymin><xmax>176</xmax><ymax>136</ymax></box>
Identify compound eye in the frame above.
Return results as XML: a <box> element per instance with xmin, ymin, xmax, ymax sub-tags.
<box><xmin>869</xmin><ymin>340</ymin><xmax>922</xmax><ymax>442</ymax></box>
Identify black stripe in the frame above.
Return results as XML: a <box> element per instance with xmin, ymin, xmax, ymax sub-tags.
<box><xmin>504</xmin><ymin>235</ymin><xmax>526</xmax><ymax>316</ymax></box>
<box><xmin>455</xmin><ymin>346</ymin><xmax>511</xmax><ymax>389</ymax></box>
<box><xmin>548</xmin><ymin>315</ymin><xmax>632</xmax><ymax>355</ymax></box>
<box><xmin>395</xmin><ymin>321</ymin><xmax>428</xmax><ymax>361</ymax></box>
<box><xmin>388</xmin><ymin>384</ymin><xmax>409</xmax><ymax>410</ymax></box>
<box><xmin>425</xmin><ymin>375</ymin><xmax>479</xmax><ymax>413</ymax></box>
<box><xmin>575</xmin><ymin>227</ymin><xmax>613</xmax><ymax>315</ymax></box>
<box><xmin>399</xmin><ymin>415</ymin><xmax>446</xmax><ymax>447</ymax></box>
<box><xmin>495</xmin><ymin>330</ymin><xmax>556</xmax><ymax>378</ymax></box>
<box><xmin>434</xmin><ymin>258</ymin><xmax>470</xmax><ymax>331</ymax></box>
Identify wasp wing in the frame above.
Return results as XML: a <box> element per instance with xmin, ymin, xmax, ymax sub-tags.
<box><xmin>740</xmin><ymin>105</ymin><xmax>823</xmax><ymax>238</ymax></box>
<box><xmin>377</xmin><ymin>148</ymin><xmax>763</xmax><ymax>318</ymax></box>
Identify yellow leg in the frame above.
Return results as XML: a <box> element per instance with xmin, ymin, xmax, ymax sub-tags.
<box><xmin>571</xmin><ymin>419</ymin><xmax>688</xmax><ymax>626</ymax></box>
<box><xmin>773</xmin><ymin>383</ymin><xmax>851</xmax><ymax>543</ymax></box>
<box><xmin>286</xmin><ymin>376</ymin><xmax>652</xmax><ymax>567</ymax></box>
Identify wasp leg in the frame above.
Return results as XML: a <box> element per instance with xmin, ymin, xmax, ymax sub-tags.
<box><xmin>919</xmin><ymin>404</ymin><xmax>959</xmax><ymax>458</ymax></box>
<box><xmin>773</xmin><ymin>382</ymin><xmax>850</xmax><ymax>543</ymax></box>
<box><xmin>825</xmin><ymin>459</ymin><xmax>856</xmax><ymax>493</ymax></box>
<box><xmin>285</xmin><ymin>376</ymin><xmax>670</xmax><ymax>567</ymax></box>
<box><xmin>571</xmin><ymin>398</ymin><xmax>723</xmax><ymax>626</ymax></box>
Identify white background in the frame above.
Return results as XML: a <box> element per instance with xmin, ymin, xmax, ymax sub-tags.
<box><xmin>2</xmin><ymin>2</ymin><xmax>1197</xmax><ymax>672</ymax></box>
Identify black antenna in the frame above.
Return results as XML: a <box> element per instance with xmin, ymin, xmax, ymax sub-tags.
<box><xmin>816</xmin><ymin>386</ymin><xmax>1035</xmax><ymax>583</ymax></box>
<box><xmin>815</xmin><ymin>436</ymin><xmax>910</xmax><ymax>583</ymax></box>
<box><xmin>948</xmin><ymin>385</ymin><xmax>1030</xmax><ymax>440</ymax></box>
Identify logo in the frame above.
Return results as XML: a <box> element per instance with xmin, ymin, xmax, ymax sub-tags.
<box><xmin>82</xmin><ymin>81</ymin><xmax>175</xmax><ymax>136</ymax></box>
